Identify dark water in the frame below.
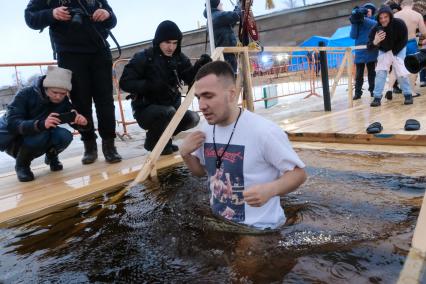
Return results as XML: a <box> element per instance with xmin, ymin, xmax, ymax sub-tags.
<box><xmin>0</xmin><ymin>166</ymin><xmax>424</xmax><ymax>283</ymax></box>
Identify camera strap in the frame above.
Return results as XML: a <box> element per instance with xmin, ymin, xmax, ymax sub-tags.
<box><xmin>78</xmin><ymin>0</ymin><xmax>122</xmax><ymax>60</ymax></box>
<box><xmin>108</xmin><ymin>31</ymin><xmax>121</xmax><ymax>61</ymax></box>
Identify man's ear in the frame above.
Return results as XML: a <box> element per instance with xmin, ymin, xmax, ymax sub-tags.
<box><xmin>229</xmin><ymin>85</ymin><xmax>239</xmax><ymax>102</ymax></box>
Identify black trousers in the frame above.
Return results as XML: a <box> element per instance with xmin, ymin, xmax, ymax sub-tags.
<box><xmin>57</xmin><ymin>49</ymin><xmax>116</xmax><ymax>141</ymax></box>
<box><xmin>355</xmin><ymin>61</ymin><xmax>376</xmax><ymax>96</ymax></box>
<box><xmin>6</xmin><ymin>128</ymin><xmax>72</xmax><ymax>159</ymax></box>
<box><xmin>134</xmin><ymin>105</ymin><xmax>200</xmax><ymax>151</ymax></box>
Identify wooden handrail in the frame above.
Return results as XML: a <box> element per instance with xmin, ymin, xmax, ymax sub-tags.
<box><xmin>222</xmin><ymin>45</ymin><xmax>368</xmax><ymax>54</ymax></box>
<box><xmin>0</xmin><ymin>62</ymin><xmax>57</xmax><ymax>67</ymax></box>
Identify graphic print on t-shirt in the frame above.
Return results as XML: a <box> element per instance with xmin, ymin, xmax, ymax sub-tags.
<box><xmin>204</xmin><ymin>143</ymin><xmax>245</xmax><ymax>222</ymax></box>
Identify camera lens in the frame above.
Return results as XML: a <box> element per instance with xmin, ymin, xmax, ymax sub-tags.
<box><xmin>72</xmin><ymin>13</ymin><xmax>83</xmax><ymax>26</ymax></box>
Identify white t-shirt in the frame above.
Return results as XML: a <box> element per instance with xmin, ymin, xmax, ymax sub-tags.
<box><xmin>194</xmin><ymin>110</ymin><xmax>305</xmax><ymax>229</ymax></box>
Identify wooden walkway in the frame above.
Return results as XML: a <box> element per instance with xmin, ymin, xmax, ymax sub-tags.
<box><xmin>284</xmin><ymin>94</ymin><xmax>426</xmax><ymax>146</ymax></box>
<box><xmin>0</xmin><ymin>154</ymin><xmax>183</xmax><ymax>228</ymax></box>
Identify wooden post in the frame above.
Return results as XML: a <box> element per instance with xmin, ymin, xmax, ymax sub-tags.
<box><xmin>236</xmin><ymin>56</ymin><xmax>244</xmax><ymax>102</ymax></box>
<box><xmin>330</xmin><ymin>51</ymin><xmax>348</xmax><ymax>99</ymax></box>
<box><xmin>397</xmin><ymin>194</ymin><xmax>426</xmax><ymax>283</ymax></box>
<box><xmin>241</xmin><ymin>48</ymin><xmax>255</xmax><ymax>112</ymax></box>
<box><xmin>205</xmin><ymin>0</ymin><xmax>215</xmax><ymax>54</ymax></box>
<box><xmin>319</xmin><ymin>41</ymin><xmax>331</xmax><ymax>111</ymax></box>
<box><xmin>346</xmin><ymin>48</ymin><xmax>354</xmax><ymax>108</ymax></box>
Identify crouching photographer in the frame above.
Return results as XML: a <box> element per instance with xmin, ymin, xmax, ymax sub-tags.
<box><xmin>25</xmin><ymin>0</ymin><xmax>122</xmax><ymax>165</ymax></box>
<box><xmin>120</xmin><ymin>21</ymin><xmax>212</xmax><ymax>155</ymax></box>
<box><xmin>350</xmin><ymin>4</ymin><xmax>378</xmax><ymax>100</ymax></box>
<box><xmin>0</xmin><ymin>67</ymin><xmax>88</xmax><ymax>182</ymax></box>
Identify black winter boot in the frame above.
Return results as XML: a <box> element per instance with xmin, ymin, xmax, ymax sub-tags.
<box><xmin>15</xmin><ymin>147</ymin><xmax>35</xmax><ymax>182</ymax></box>
<box><xmin>370</xmin><ymin>97</ymin><xmax>381</xmax><ymax>107</ymax></box>
<box><xmin>82</xmin><ymin>139</ymin><xmax>98</xmax><ymax>165</ymax></box>
<box><xmin>404</xmin><ymin>94</ymin><xmax>413</xmax><ymax>105</ymax></box>
<box><xmin>102</xmin><ymin>139</ymin><xmax>122</xmax><ymax>163</ymax></box>
<box><xmin>353</xmin><ymin>94</ymin><xmax>362</xmax><ymax>100</ymax></box>
<box><xmin>45</xmin><ymin>148</ymin><xmax>63</xmax><ymax>172</ymax></box>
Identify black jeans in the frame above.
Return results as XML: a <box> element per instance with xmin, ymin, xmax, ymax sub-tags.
<box><xmin>355</xmin><ymin>61</ymin><xmax>376</xmax><ymax>96</ymax></box>
<box><xmin>134</xmin><ymin>105</ymin><xmax>200</xmax><ymax>151</ymax></box>
<box><xmin>57</xmin><ymin>49</ymin><xmax>116</xmax><ymax>141</ymax></box>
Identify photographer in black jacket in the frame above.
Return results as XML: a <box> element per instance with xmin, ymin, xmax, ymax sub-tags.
<box><xmin>120</xmin><ymin>21</ymin><xmax>211</xmax><ymax>155</ymax></box>
<box><xmin>25</xmin><ymin>0</ymin><xmax>121</xmax><ymax>165</ymax></box>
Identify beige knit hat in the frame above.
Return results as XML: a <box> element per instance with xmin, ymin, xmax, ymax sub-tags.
<box><xmin>43</xmin><ymin>66</ymin><xmax>72</xmax><ymax>91</ymax></box>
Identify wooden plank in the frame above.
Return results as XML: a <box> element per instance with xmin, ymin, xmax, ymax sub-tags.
<box><xmin>292</xmin><ymin>141</ymin><xmax>426</xmax><ymax>155</ymax></box>
<box><xmin>288</xmin><ymin>132</ymin><xmax>426</xmax><ymax>146</ymax></box>
<box><xmin>397</xmin><ymin>194</ymin><xmax>426</xmax><ymax>284</ymax></box>
<box><xmin>413</xmin><ymin>194</ymin><xmax>426</xmax><ymax>253</ymax></box>
<box><xmin>0</xmin><ymin>154</ymin><xmax>183</xmax><ymax>228</ymax></box>
<box><xmin>330</xmin><ymin>51</ymin><xmax>348</xmax><ymax>99</ymax></box>
<box><xmin>346</xmin><ymin>48</ymin><xmax>354</xmax><ymax>108</ymax></box>
<box><xmin>242</xmin><ymin>49</ymin><xmax>255</xmax><ymax>112</ymax></box>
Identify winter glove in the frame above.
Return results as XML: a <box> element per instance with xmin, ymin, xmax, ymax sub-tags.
<box><xmin>193</xmin><ymin>54</ymin><xmax>213</xmax><ymax>73</ymax></box>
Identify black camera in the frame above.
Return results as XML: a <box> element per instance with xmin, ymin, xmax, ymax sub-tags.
<box><xmin>350</xmin><ymin>7</ymin><xmax>368</xmax><ymax>24</ymax></box>
<box><xmin>405</xmin><ymin>49</ymin><xmax>426</xmax><ymax>74</ymax></box>
<box><xmin>68</xmin><ymin>7</ymin><xmax>87</xmax><ymax>27</ymax></box>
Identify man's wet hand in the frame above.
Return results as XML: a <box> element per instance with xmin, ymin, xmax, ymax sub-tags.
<box><xmin>243</xmin><ymin>184</ymin><xmax>274</xmax><ymax>207</ymax></box>
<box><xmin>180</xmin><ymin>131</ymin><xmax>205</xmax><ymax>158</ymax></box>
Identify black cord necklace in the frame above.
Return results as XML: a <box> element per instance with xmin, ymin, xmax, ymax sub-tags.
<box><xmin>213</xmin><ymin>108</ymin><xmax>242</xmax><ymax>169</ymax></box>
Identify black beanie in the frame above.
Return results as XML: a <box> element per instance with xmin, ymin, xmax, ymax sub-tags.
<box><xmin>210</xmin><ymin>0</ymin><xmax>220</xmax><ymax>9</ymax></box>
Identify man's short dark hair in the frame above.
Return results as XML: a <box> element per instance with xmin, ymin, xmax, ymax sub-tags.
<box><xmin>195</xmin><ymin>61</ymin><xmax>236</xmax><ymax>84</ymax></box>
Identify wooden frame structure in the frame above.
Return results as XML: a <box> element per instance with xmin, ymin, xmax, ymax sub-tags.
<box><xmin>0</xmin><ymin>46</ymin><xmax>424</xmax><ymax>283</ymax></box>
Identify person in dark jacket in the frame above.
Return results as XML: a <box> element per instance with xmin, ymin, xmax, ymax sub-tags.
<box><xmin>204</xmin><ymin>0</ymin><xmax>241</xmax><ymax>73</ymax></box>
<box><xmin>0</xmin><ymin>67</ymin><xmax>88</xmax><ymax>182</ymax></box>
<box><xmin>25</xmin><ymin>0</ymin><xmax>122</xmax><ymax>165</ymax></box>
<box><xmin>363</xmin><ymin>2</ymin><xmax>377</xmax><ymax>19</ymax></box>
<box><xmin>367</xmin><ymin>5</ymin><xmax>413</xmax><ymax>106</ymax></box>
<box><xmin>350</xmin><ymin>4</ymin><xmax>378</xmax><ymax>99</ymax></box>
<box><xmin>119</xmin><ymin>21</ymin><xmax>211</xmax><ymax>155</ymax></box>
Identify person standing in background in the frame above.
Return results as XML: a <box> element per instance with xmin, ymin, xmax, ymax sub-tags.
<box><xmin>204</xmin><ymin>0</ymin><xmax>242</xmax><ymax>73</ymax></box>
<box><xmin>350</xmin><ymin>4</ymin><xmax>378</xmax><ymax>100</ymax></box>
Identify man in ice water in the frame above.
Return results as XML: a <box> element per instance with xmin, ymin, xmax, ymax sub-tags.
<box><xmin>179</xmin><ymin>61</ymin><xmax>307</xmax><ymax>230</ymax></box>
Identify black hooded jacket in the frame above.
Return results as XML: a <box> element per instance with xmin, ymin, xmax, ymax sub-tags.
<box><xmin>119</xmin><ymin>21</ymin><xmax>199</xmax><ymax>110</ymax></box>
<box><xmin>367</xmin><ymin>5</ymin><xmax>408</xmax><ymax>55</ymax></box>
<box><xmin>25</xmin><ymin>0</ymin><xmax>117</xmax><ymax>54</ymax></box>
